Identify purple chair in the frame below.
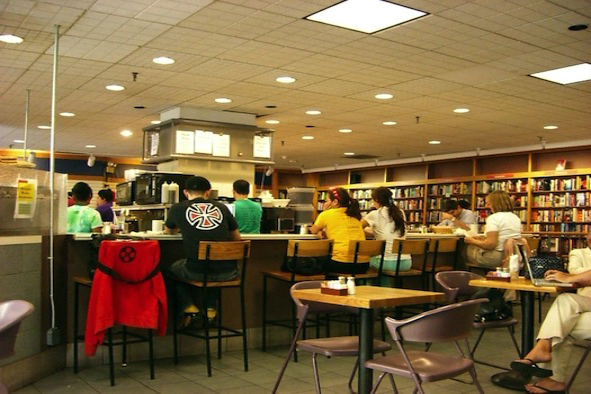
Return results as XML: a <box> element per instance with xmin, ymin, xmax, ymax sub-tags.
<box><xmin>365</xmin><ymin>299</ymin><xmax>487</xmax><ymax>394</ymax></box>
<box><xmin>273</xmin><ymin>281</ymin><xmax>393</xmax><ymax>394</ymax></box>
<box><xmin>0</xmin><ymin>300</ymin><xmax>35</xmax><ymax>394</ymax></box>
<box><xmin>435</xmin><ymin>270</ymin><xmax>521</xmax><ymax>370</ymax></box>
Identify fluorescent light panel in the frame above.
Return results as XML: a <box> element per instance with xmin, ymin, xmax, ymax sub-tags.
<box><xmin>530</xmin><ymin>63</ymin><xmax>591</xmax><ymax>85</ymax></box>
<box><xmin>306</xmin><ymin>0</ymin><xmax>427</xmax><ymax>34</ymax></box>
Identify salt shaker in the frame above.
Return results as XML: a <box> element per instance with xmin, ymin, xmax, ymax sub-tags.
<box><xmin>347</xmin><ymin>277</ymin><xmax>356</xmax><ymax>295</ymax></box>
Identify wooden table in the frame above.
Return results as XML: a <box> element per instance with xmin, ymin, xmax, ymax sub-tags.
<box><xmin>292</xmin><ymin>286</ymin><xmax>444</xmax><ymax>394</ymax></box>
<box><xmin>469</xmin><ymin>277</ymin><xmax>560</xmax><ymax>390</ymax></box>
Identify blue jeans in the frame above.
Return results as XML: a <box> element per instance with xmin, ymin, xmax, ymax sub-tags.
<box><xmin>167</xmin><ymin>259</ymin><xmax>238</xmax><ymax>316</ymax></box>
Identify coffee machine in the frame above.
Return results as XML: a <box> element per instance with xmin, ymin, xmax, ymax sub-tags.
<box><xmin>287</xmin><ymin>187</ymin><xmax>315</xmax><ymax>233</ymax></box>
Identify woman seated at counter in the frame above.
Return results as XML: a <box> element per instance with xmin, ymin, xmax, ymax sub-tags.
<box><xmin>464</xmin><ymin>190</ymin><xmax>522</xmax><ymax>269</ymax></box>
<box><xmin>310</xmin><ymin>187</ymin><xmax>367</xmax><ymax>275</ymax></box>
<box><xmin>361</xmin><ymin>187</ymin><xmax>411</xmax><ymax>274</ymax></box>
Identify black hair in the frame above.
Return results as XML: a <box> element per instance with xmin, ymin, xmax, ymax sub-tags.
<box><xmin>185</xmin><ymin>176</ymin><xmax>212</xmax><ymax>192</ymax></box>
<box><xmin>441</xmin><ymin>199</ymin><xmax>459</xmax><ymax>212</ymax></box>
<box><xmin>72</xmin><ymin>182</ymin><xmax>93</xmax><ymax>202</ymax></box>
<box><xmin>233</xmin><ymin>179</ymin><xmax>250</xmax><ymax>195</ymax></box>
<box><xmin>98</xmin><ymin>189</ymin><xmax>113</xmax><ymax>202</ymax></box>
<box><xmin>329</xmin><ymin>187</ymin><xmax>361</xmax><ymax>220</ymax></box>
<box><xmin>458</xmin><ymin>199</ymin><xmax>471</xmax><ymax>209</ymax></box>
<box><xmin>371</xmin><ymin>187</ymin><xmax>406</xmax><ymax>236</ymax></box>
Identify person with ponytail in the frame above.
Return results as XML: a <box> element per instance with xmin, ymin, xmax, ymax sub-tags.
<box><xmin>361</xmin><ymin>187</ymin><xmax>412</xmax><ymax>273</ymax></box>
<box><xmin>310</xmin><ymin>187</ymin><xmax>367</xmax><ymax>274</ymax></box>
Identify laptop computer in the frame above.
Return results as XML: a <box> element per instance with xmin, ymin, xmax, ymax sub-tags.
<box><xmin>524</xmin><ymin>254</ymin><xmax>574</xmax><ymax>288</ymax></box>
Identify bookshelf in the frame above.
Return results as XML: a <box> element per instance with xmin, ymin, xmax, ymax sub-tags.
<box><xmin>426</xmin><ymin>181</ymin><xmax>473</xmax><ymax>224</ymax></box>
<box><xmin>475</xmin><ymin>178</ymin><xmax>529</xmax><ymax>227</ymax></box>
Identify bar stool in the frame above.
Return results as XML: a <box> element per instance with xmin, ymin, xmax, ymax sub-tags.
<box><xmin>426</xmin><ymin>237</ymin><xmax>459</xmax><ymax>291</ymax></box>
<box><xmin>261</xmin><ymin>239</ymin><xmax>332</xmax><ymax>356</ymax></box>
<box><xmin>172</xmin><ymin>240</ymin><xmax>250</xmax><ymax>377</ymax></box>
<box><xmin>381</xmin><ymin>239</ymin><xmax>429</xmax><ymax>289</ymax></box>
<box><xmin>337</xmin><ymin>239</ymin><xmax>386</xmax><ymax>283</ymax></box>
<box><xmin>74</xmin><ymin>239</ymin><xmax>167</xmax><ymax>386</ymax></box>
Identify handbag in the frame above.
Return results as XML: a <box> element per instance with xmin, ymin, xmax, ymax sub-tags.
<box><xmin>472</xmin><ymin>288</ymin><xmax>512</xmax><ymax>323</ymax></box>
<box><xmin>525</xmin><ymin>255</ymin><xmax>565</xmax><ymax>279</ymax></box>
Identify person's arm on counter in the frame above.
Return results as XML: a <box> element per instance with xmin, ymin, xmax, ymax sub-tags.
<box><xmin>164</xmin><ymin>225</ymin><xmax>179</xmax><ymax>235</ymax></box>
<box><xmin>310</xmin><ymin>211</ymin><xmax>327</xmax><ymax>239</ymax></box>
<box><xmin>231</xmin><ymin>229</ymin><xmax>241</xmax><ymax>241</ymax></box>
<box><xmin>464</xmin><ymin>231</ymin><xmax>498</xmax><ymax>250</ymax></box>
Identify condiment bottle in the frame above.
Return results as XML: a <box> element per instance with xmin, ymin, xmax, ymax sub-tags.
<box><xmin>161</xmin><ymin>182</ymin><xmax>170</xmax><ymax>203</ymax></box>
<box><xmin>347</xmin><ymin>277</ymin><xmax>356</xmax><ymax>295</ymax></box>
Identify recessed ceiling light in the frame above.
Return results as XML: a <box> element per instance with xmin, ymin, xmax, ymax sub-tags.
<box><xmin>265</xmin><ymin>119</ymin><xmax>280</xmax><ymax>124</ymax></box>
<box><xmin>429</xmin><ymin>140</ymin><xmax>441</xmax><ymax>145</ymax></box>
<box><xmin>38</xmin><ymin>125</ymin><xmax>51</xmax><ymax>129</ymax></box>
<box><xmin>85</xmin><ymin>144</ymin><xmax>96</xmax><ymax>148</ymax></box>
<box><xmin>302</xmin><ymin>136</ymin><xmax>315</xmax><ymax>140</ymax></box>
<box><xmin>120</xmin><ymin>130</ymin><xmax>133</xmax><ymax>137</ymax></box>
<box><xmin>344</xmin><ymin>152</ymin><xmax>355</xmax><ymax>156</ymax></box>
<box><xmin>383</xmin><ymin>121</ymin><xmax>397</xmax><ymax>126</ymax></box>
<box><xmin>134</xmin><ymin>105</ymin><xmax>145</xmax><ymax>109</ymax></box>
<box><xmin>306</xmin><ymin>0</ymin><xmax>427</xmax><ymax>34</ymax></box>
<box><xmin>106</xmin><ymin>84</ymin><xmax>125</xmax><ymax>91</ymax></box>
<box><xmin>375</xmin><ymin>93</ymin><xmax>393</xmax><ymax>100</ymax></box>
<box><xmin>339</xmin><ymin>128</ymin><xmax>353</xmax><ymax>133</ymax></box>
<box><xmin>530</xmin><ymin>63</ymin><xmax>591</xmax><ymax>85</ymax></box>
<box><xmin>543</xmin><ymin>125</ymin><xmax>558</xmax><ymax>130</ymax></box>
<box><xmin>150</xmin><ymin>120</ymin><xmax>161</xmax><ymax>125</ymax></box>
<box><xmin>215</xmin><ymin>97</ymin><xmax>232</xmax><ymax>103</ymax></box>
<box><xmin>453</xmin><ymin>108</ymin><xmax>470</xmax><ymax>113</ymax></box>
<box><xmin>0</xmin><ymin>34</ymin><xmax>23</xmax><ymax>44</ymax></box>
<box><xmin>276</xmin><ymin>76</ymin><xmax>296</xmax><ymax>84</ymax></box>
<box><xmin>13</xmin><ymin>139</ymin><xmax>25</xmax><ymax>143</ymax></box>
<box><xmin>152</xmin><ymin>56</ymin><xmax>175</xmax><ymax>65</ymax></box>
<box><xmin>60</xmin><ymin>112</ymin><xmax>75</xmax><ymax>117</ymax></box>
<box><xmin>306</xmin><ymin>110</ymin><xmax>322</xmax><ymax>115</ymax></box>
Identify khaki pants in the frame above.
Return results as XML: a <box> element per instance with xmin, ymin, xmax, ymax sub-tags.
<box><xmin>465</xmin><ymin>245</ymin><xmax>504</xmax><ymax>269</ymax></box>
<box><xmin>537</xmin><ymin>293</ymin><xmax>591</xmax><ymax>382</ymax></box>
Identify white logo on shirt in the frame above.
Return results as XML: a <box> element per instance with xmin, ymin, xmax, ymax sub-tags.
<box><xmin>186</xmin><ymin>203</ymin><xmax>223</xmax><ymax>230</ymax></box>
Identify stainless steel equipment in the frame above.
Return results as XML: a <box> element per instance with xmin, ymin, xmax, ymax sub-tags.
<box><xmin>261</xmin><ymin>207</ymin><xmax>295</xmax><ymax>233</ymax></box>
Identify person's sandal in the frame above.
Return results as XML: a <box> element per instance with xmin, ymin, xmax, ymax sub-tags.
<box><xmin>510</xmin><ymin>358</ymin><xmax>553</xmax><ymax>378</ymax></box>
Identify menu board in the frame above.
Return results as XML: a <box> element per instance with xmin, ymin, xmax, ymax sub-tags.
<box><xmin>253</xmin><ymin>135</ymin><xmax>271</xmax><ymax>158</ymax></box>
<box><xmin>175</xmin><ymin>130</ymin><xmax>195</xmax><ymax>154</ymax></box>
<box><xmin>195</xmin><ymin>130</ymin><xmax>213</xmax><ymax>154</ymax></box>
<box><xmin>212</xmin><ymin>133</ymin><xmax>231</xmax><ymax>157</ymax></box>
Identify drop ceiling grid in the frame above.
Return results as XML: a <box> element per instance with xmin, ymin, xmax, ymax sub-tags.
<box><xmin>20</xmin><ymin>2</ymin><xmax>84</xmax><ymax>33</ymax></box>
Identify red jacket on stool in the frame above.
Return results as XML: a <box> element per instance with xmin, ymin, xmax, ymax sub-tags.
<box><xmin>85</xmin><ymin>240</ymin><xmax>167</xmax><ymax>356</ymax></box>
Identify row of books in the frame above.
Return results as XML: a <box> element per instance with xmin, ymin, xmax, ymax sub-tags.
<box><xmin>476</xmin><ymin>179</ymin><xmax>527</xmax><ymax>194</ymax></box>
<box><xmin>475</xmin><ymin>195</ymin><xmax>527</xmax><ymax>208</ymax></box>
<box><xmin>532</xmin><ymin>192</ymin><xmax>590</xmax><ymax>207</ymax></box>
<box><xmin>397</xmin><ymin>199</ymin><xmax>423</xmax><ymax>210</ymax></box>
<box><xmin>477</xmin><ymin>210</ymin><xmax>527</xmax><ymax>222</ymax></box>
<box><xmin>391</xmin><ymin>187</ymin><xmax>424</xmax><ymax>198</ymax></box>
<box><xmin>531</xmin><ymin>176</ymin><xmax>590</xmax><ymax>192</ymax></box>
<box><xmin>531</xmin><ymin>223</ymin><xmax>590</xmax><ymax>233</ymax></box>
<box><xmin>429</xmin><ymin>183</ymin><xmax>472</xmax><ymax>196</ymax></box>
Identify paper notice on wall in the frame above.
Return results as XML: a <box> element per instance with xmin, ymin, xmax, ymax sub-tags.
<box><xmin>175</xmin><ymin>130</ymin><xmax>195</xmax><ymax>154</ymax></box>
<box><xmin>195</xmin><ymin>130</ymin><xmax>213</xmax><ymax>154</ymax></box>
<box><xmin>212</xmin><ymin>133</ymin><xmax>230</xmax><ymax>157</ymax></box>
<box><xmin>150</xmin><ymin>132</ymin><xmax>159</xmax><ymax>156</ymax></box>
<box><xmin>14</xmin><ymin>178</ymin><xmax>37</xmax><ymax>219</ymax></box>
<box><xmin>253</xmin><ymin>135</ymin><xmax>271</xmax><ymax>158</ymax></box>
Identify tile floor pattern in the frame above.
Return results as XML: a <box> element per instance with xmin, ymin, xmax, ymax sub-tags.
<box><xmin>15</xmin><ymin>299</ymin><xmax>591</xmax><ymax>393</ymax></box>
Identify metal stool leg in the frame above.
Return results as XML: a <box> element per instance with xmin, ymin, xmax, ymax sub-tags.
<box><xmin>122</xmin><ymin>326</ymin><xmax>127</xmax><ymax>367</ymax></box>
<box><xmin>203</xmin><ymin>287</ymin><xmax>212</xmax><ymax>377</ymax></box>
<box><xmin>148</xmin><ymin>329</ymin><xmax>154</xmax><ymax>380</ymax></box>
<box><xmin>172</xmin><ymin>281</ymin><xmax>179</xmax><ymax>365</ymax></box>
<box><xmin>218</xmin><ymin>289</ymin><xmax>223</xmax><ymax>359</ymax></box>
<box><xmin>262</xmin><ymin>275</ymin><xmax>268</xmax><ymax>352</ymax></box>
<box><xmin>241</xmin><ymin>283</ymin><xmax>248</xmax><ymax>372</ymax></box>
<box><xmin>107</xmin><ymin>328</ymin><xmax>115</xmax><ymax>386</ymax></box>
<box><xmin>73</xmin><ymin>282</ymin><xmax>80</xmax><ymax>374</ymax></box>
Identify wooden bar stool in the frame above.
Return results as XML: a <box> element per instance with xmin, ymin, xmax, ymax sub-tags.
<box><xmin>172</xmin><ymin>240</ymin><xmax>250</xmax><ymax>377</ymax></box>
<box><xmin>340</xmin><ymin>239</ymin><xmax>386</xmax><ymax>283</ymax></box>
<box><xmin>261</xmin><ymin>239</ymin><xmax>332</xmax><ymax>357</ymax></box>
<box><xmin>381</xmin><ymin>239</ymin><xmax>429</xmax><ymax>289</ymax></box>
<box><xmin>427</xmin><ymin>237</ymin><xmax>460</xmax><ymax>291</ymax></box>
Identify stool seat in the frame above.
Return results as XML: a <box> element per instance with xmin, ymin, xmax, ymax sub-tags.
<box><xmin>298</xmin><ymin>337</ymin><xmax>391</xmax><ymax>357</ymax></box>
<box><xmin>382</xmin><ymin>268</ymin><xmax>422</xmax><ymax>277</ymax></box>
<box><xmin>175</xmin><ymin>278</ymin><xmax>241</xmax><ymax>288</ymax></box>
<box><xmin>263</xmin><ymin>270</ymin><xmax>326</xmax><ymax>282</ymax></box>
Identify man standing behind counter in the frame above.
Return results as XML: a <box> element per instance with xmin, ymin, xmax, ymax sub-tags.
<box><xmin>438</xmin><ymin>199</ymin><xmax>476</xmax><ymax>231</ymax></box>
<box><xmin>67</xmin><ymin>182</ymin><xmax>103</xmax><ymax>233</ymax></box>
<box><xmin>164</xmin><ymin>176</ymin><xmax>241</xmax><ymax>323</ymax></box>
<box><xmin>232</xmin><ymin>179</ymin><xmax>262</xmax><ymax>234</ymax></box>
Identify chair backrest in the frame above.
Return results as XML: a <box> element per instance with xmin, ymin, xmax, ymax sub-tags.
<box><xmin>435</xmin><ymin>270</ymin><xmax>483</xmax><ymax>303</ymax></box>
<box><xmin>198</xmin><ymin>240</ymin><xmax>251</xmax><ymax>260</ymax></box>
<box><xmin>98</xmin><ymin>240</ymin><xmax>161</xmax><ymax>283</ymax></box>
<box><xmin>287</xmin><ymin>239</ymin><xmax>332</xmax><ymax>258</ymax></box>
<box><xmin>428</xmin><ymin>238</ymin><xmax>458</xmax><ymax>253</ymax></box>
<box><xmin>0</xmin><ymin>300</ymin><xmax>35</xmax><ymax>359</ymax></box>
<box><xmin>392</xmin><ymin>239</ymin><xmax>429</xmax><ymax>255</ymax></box>
<box><xmin>290</xmin><ymin>281</ymin><xmax>357</xmax><ymax>322</ymax></box>
<box><xmin>385</xmin><ymin>298</ymin><xmax>487</xmax><ymax>343</ymax></box>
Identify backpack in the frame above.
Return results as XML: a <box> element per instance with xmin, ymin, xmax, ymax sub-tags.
<box><xmin>281</xmin><ymin>256</ymin><xmax>325</xmax><ymax>276</ymax></box>
<box><xmin>472</xmin><ymin>288</ymin><xmax>512</xmax><ymax>323</ymax></box>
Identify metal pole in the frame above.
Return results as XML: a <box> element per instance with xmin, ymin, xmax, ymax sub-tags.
<box><xmin>23</xmin><ymin>89</ymin><xmax>30</xmax><ymax>160</ymax></box>
<box><xmin>48</xmin><ymin>24</ymin><xmax>60</xmax><ymax>334</ymax></box>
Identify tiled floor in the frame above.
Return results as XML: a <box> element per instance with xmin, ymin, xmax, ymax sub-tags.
<box><xmin>15</xmin><ymin>299</ymin><xmax>591</xmax><ymax>393</ymax></box>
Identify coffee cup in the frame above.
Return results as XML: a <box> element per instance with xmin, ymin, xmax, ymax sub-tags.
<box><xmin>152</xmin><ymin>220</ymin><xmax>164</xmax><ymax>233</ymax></box>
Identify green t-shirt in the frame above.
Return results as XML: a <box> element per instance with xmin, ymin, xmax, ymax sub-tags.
<box><xmin>234</xmin><ymin>198</ymin><xmax>262</xmax><ymax>234</ymax></box>
<box><xmin>67</xmin><ymin>205</ymin><xmax>103</xmax><ymax>233</ymax></box>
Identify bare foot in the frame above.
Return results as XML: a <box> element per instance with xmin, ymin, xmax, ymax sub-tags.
<box><xmin>526</xmin><ymin>378</ymin><xmax>566</xmax><ymax>393</ymax></box>
<box><xmin>515</xmin><ymin>339</ymin><xmax>552</xmax><ymax>365</ymax></box>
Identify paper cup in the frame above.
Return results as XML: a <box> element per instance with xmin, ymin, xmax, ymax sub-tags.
<box><xmin>152</xmin><ymin>220</ymin><xmax>164</xmax><ymax>233</ymax></box>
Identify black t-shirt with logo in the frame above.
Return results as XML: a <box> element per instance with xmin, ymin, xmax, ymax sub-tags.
<box><xmin>165</xmin><ymin>198</ymin><xmax>238</xmax><ymax>273</ymax></box>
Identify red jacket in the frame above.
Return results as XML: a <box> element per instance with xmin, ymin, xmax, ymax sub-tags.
<box><xmin>85</xmin><ymin>240</ymin><xmax>167</xmax><ymax>356</ymax></box>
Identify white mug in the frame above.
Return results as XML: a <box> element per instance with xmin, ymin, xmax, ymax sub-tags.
<box><xmin>152</xmin><ymin>220</ymin><xmax>164</xmax><ymax>233</ymax></box>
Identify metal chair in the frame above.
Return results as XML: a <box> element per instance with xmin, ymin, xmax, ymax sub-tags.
<box><xmin>272</xmin><ymin>281</ymin><xmax>393</xmax><ymax>394</ymax></box>
<box><xmin>261</xmin><ymin>239</ymin><xmax>332</xmax><ymax>357</ymax></box>
<box><xmin>172</xmin><ymin>240</ymin><xmax>250</xmax><ymax>377</ymax></box>
<box><xmin>566</xmin><ymin>339</ymin><xmax>591</xmax><ymax>394</ymax></box>
<box><xmin>0</xmin><ymin>300</ymin><xmax>35</xmax><ymax>394</ymax></box>
<box><xmin>435</xmin><ymin>270</ymin><xmax>521</xmax><ymax>370</ymax></box>
<box><xmin>365</xmin><ymin>299</ymin><xmax>487</xmax><ymax>394</ymax></box>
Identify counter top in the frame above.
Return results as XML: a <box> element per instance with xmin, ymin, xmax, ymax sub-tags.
<box><xmin>72</xmin><ymin>233</ymin><xmax>319</xmax><ymax>241</ymax></box>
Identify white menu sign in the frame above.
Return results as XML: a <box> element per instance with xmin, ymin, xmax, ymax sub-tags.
<box><xmin>212</xmin><ymin>133</ymin><xmax>230</xmax><ymax>157</ymax></box>
<box><xmin>195</xmin><ymin>130</ymin><xmax>213</xmax><ymax>154</ymax></box>
<box><xmin>175</xmin><ymin>130</ymin><xmax>195</xmax><ymax>154</ymax></box>
<box><xmin>253</xmin><ymin>135</ymin><xmax>271</xmax><ymax>158</ymax></box>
